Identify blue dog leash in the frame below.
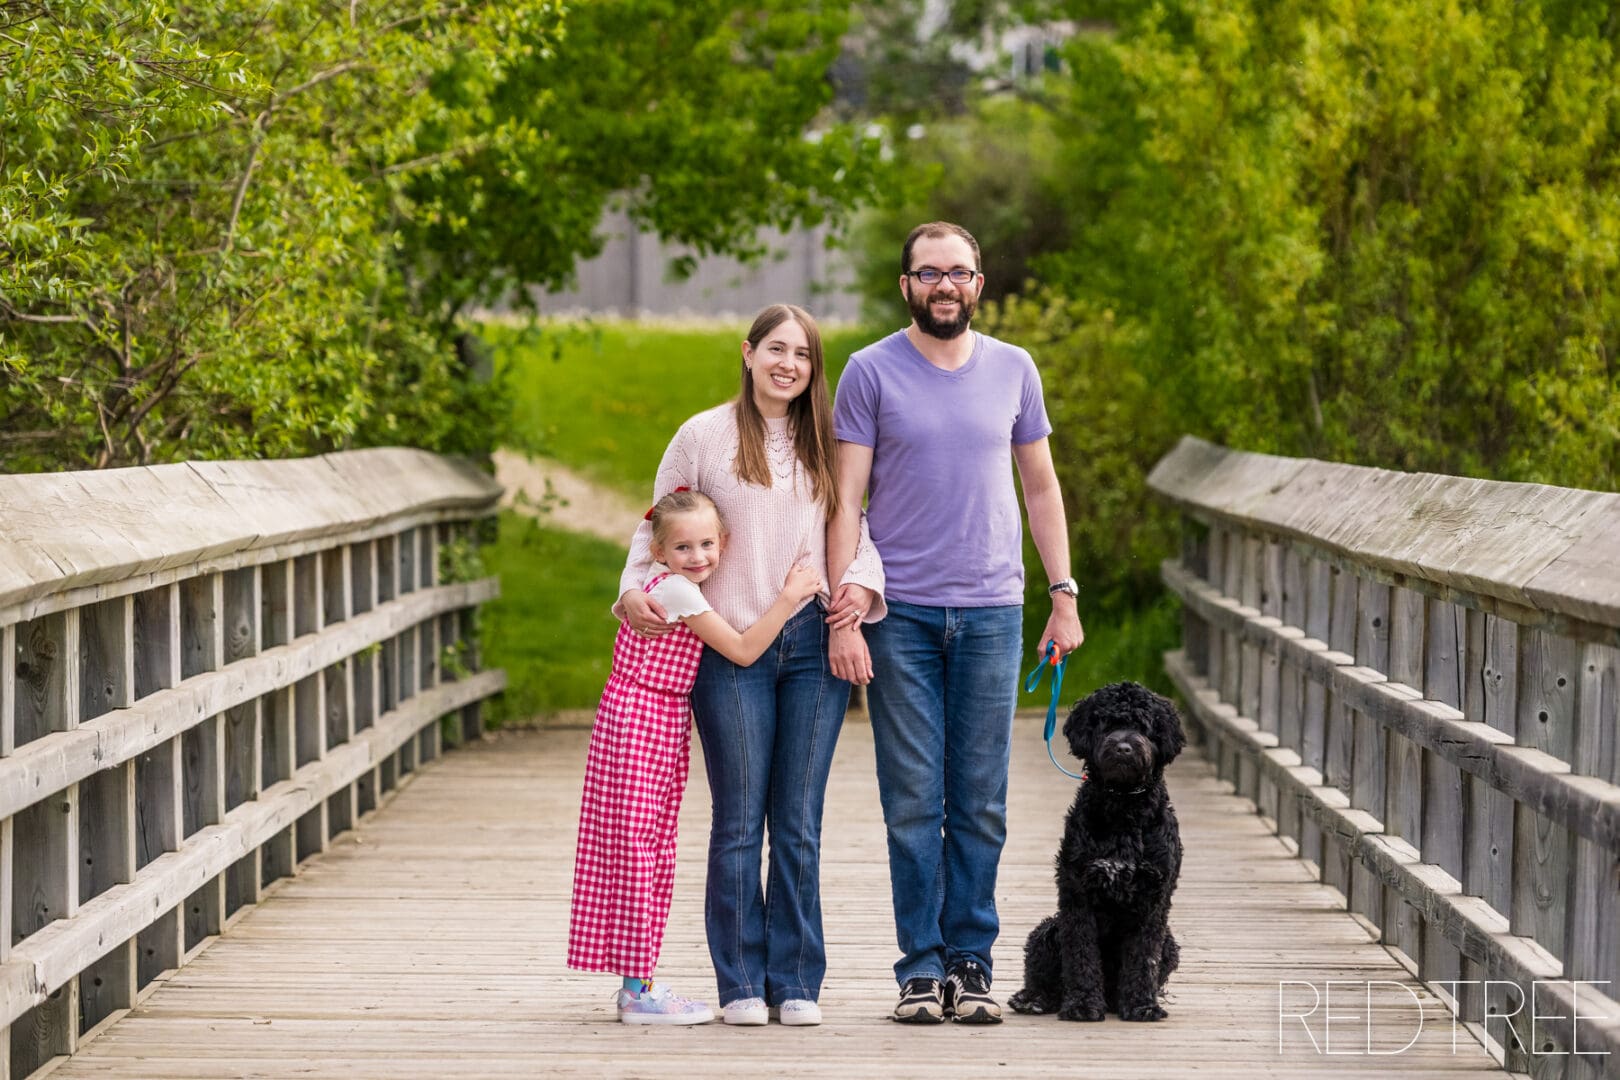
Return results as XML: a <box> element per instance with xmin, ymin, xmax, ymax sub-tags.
<box><xmin>1025</xmin><ymin>642</ymin><xmax>1085</xmax><ymax>781</ymax></box>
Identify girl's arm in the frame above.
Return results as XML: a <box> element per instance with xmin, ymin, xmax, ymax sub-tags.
<box><xmin>683</xmin><ymin>563</ymin><xmax>821</xmax><ymax>666</ymax></box>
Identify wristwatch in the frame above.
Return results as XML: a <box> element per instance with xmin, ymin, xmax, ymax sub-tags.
<box><xmin>1048</xmin><ymin>577</ymin><xmax>1080</xmax><ymax>599</ymax></box>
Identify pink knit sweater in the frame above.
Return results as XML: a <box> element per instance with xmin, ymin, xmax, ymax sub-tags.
<box><xmin>615</xmin><ymin>404</ymin><xmax>886</xmax><ymax>631</ymax></box>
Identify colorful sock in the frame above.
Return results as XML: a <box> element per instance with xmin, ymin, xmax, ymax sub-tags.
<box><xmin>621</xmin><ymin>976</ymin><xmax>653</xmax><ymax>996</ymax></box>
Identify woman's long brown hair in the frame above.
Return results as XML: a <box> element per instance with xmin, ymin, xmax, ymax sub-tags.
<box><xmin>733</xmin><ymin>303</ymin><xmax>839</xmax><ymax>518</ymax></box>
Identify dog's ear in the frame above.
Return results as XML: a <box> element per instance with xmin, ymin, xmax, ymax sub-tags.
<box><xmin>1062</xmin><ymin>696</ymin><xmax>1094</xmax><ymax>765</ymax></box>
<box><xmin>1145</xmin><ymin>689</ymin><xmax>1186</xmax><ymax>767</ymax></box>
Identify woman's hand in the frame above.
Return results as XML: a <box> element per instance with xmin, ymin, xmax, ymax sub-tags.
<box><xmin>621</xmin><ymin>589</ymin><xmax>673</xmax><ymax>638</ymax></box>
<box><xmin>783</xmin><ymin>562</ymin><xmax>825</xmax><ymax>604</ymax></box>
<box><xmin>824</xmin><ymin>582</ymin><xmax>874</xmax><ymax>631</ymax></box>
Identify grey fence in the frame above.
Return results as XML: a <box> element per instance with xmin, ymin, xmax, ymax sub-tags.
<box><xmin>0</xmin><ymin>450</ymin><xmax>503</xmax><ymax>1079</ymax></box>
<box><xmin>1150</xmin><ymin>436</ymin><xmax>1618</xmax><ymax>1080</ymax></box>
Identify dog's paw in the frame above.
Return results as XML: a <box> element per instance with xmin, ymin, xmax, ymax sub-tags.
<box><xmin>1008</xmin><ymin>990</ymin><xmax>1056</xmax><ymax>1015</ymax></box>
<box><xmin>1119</xmin><ymin>1003</ymin><xmax>1168</xmax><ymax>1022</ymax></box>
<box><xmin>1057</xmin><ymin>997</ymin><xmax>1106</xmax><ymax>1022</ymax></box>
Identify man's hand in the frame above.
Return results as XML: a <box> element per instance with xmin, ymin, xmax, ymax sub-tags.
<box><xmin>621</xmin><ymin>589</ymin><xmax>673</xmax><ymax>638</ymax></box>
<box><xmin>828</xmin><ymin>623</ymin><xmax>873</xmax><ymax>685</ymax></box>
<box><xmin>1040</xmin><ymin>595</ymin><xmax>1085</xmax><ymax>663</ymax></box>
<box><xmin>824</xmin><ymin>582</ymin><xmax>874</xmax><ymax>632</ymax></box>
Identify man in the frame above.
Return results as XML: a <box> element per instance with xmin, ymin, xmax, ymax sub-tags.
<box><xmin>825</xmin><ymin>221</ymin><xmax>1084</xmax><ymax>1024</ymax></box>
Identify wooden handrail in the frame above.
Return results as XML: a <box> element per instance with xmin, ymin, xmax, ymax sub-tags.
<box><xmin>1150</xmin><ymin>437</ymin><xmax>1620</xmax><ymax>1077</ymax></box>
<box><xmin>0</xmin><ymin>450</ymin><xmax>503</xmax><ymax>1078</ymax></box>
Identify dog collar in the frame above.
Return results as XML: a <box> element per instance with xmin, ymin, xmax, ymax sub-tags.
<box><xmin>1080</xmin><ymin>769</ymin><xmax>1151</xmax><ymax>796</ymax></box>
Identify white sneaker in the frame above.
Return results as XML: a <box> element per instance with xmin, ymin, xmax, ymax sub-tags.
<box><xmin>615</xmin><ymin>985</ymin><xmax>715</xmax><ymax>1025</ymax></box>
<box><xmin>722</xmin><ymin>997</ymin><xmax>768</xmax><ymax>1025</ymax></box>
<box><xmin>771</xmin><ymin>999</ymin><xmax>822</xmax><ymax>1026</ymax></box>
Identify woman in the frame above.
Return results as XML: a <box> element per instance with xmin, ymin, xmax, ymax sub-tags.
<box><xmin>616</xmin><ymin>303</ymin><xmax>885</xmax><ymax>1026</ymax></box>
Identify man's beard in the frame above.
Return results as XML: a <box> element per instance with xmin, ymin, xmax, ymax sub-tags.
<box><xmin>908</xmin><ymin>287</ymin><xmax>976</xmax><ymax>340</ymax></box>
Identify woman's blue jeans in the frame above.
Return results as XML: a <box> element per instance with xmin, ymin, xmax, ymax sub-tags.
<box><xmin>864</xmin><ymin>600</ymin><xmax>1022</xmax><ymax>986</ymax></box>
<box><xmin>690</xmin><ymin>603</ymin><xmax>849</xmax><ymax>1006</ymax></box>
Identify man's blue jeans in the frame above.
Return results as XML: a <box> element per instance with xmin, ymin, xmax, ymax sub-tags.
<box><xmin>690</xmin><ymin>603</ymin><xmax>849</xmax><ymax>1006</ymax></box>
<box><xmin>865</xmin><ymin>600</ymin><xmax>1022</xmax><ymax>985</ymax></box>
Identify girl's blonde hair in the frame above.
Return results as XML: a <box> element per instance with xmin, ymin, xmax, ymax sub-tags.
<box><xmin>733</xmin><ymin>303</ymin><xmax>839</xmax><ymax>517</ymax></box>
<box><xmin>647</xmin><ymin>488</ymin><xmax>723</xmax><ymax>549</ymax></box>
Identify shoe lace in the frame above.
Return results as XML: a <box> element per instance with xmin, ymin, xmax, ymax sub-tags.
<box><xmin>953</xmin><ymin>962</ymin><xmax>990</xmax><ymax>993</ymax></box>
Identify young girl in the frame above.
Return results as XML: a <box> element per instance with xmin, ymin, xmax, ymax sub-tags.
<box><xmin>567</xmin><ymin>488</ymin><xmax>823</xmax><ymax>1024</ymax></box>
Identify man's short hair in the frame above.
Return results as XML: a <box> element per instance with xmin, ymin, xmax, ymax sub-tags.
<box><xmin>902</xmin><ymin>222</ymin><xmax>981</xmax><ymax>274</ymax></box>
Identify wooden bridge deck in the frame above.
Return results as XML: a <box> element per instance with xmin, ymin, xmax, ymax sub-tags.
<box><xmin>44</xmin><ymin>716</ymin><xmax>1517</xmax><ymax>1079</ymax></box>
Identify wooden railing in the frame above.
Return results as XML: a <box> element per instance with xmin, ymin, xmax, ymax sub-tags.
<box><xmin>0</xmin><ymin>449</ymin><xmax>504</xmax><ymax>1079</ymax></box>
<box><xmin>1150</xmin><ymin>436</ymin><xmax>1618</xmax><ymax>1080</ymax></box>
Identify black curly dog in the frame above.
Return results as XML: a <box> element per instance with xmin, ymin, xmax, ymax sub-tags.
<box><xmin>1009</xmin><ymin>682</ymin><xmax>1185</xmax><ymax>1022</ymax></box>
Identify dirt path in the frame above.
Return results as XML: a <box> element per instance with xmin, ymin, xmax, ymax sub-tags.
<box><xmin>491</xmin><ymin>448</ymin><xmax>642</xmax><ymax>546</ymax></box>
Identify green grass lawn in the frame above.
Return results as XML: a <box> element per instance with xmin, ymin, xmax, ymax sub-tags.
<box><xmin>480</xmin><ymin>511</ymin><xmax>624</xmax><ymax>723</ymax></box>
<box><xmin>488</xmin><ymin>318</ymin><xmax>878</xmax><ymax>498</ymax></box>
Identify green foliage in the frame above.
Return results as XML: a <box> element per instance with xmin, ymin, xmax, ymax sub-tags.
<box><xmin>437</xmin><ymin>535</ymin><xmax>487</xmax><ymax>586</ymax></box>
<box><xmin>490</xmin><ymin>318</ymin><xmax>877</xmax><ymax>497</ymax></box>
<box><xmin>1035</xmin><ymin>0</ymin><xmax>1620</xmax><ymax>490</ymax></box>
<box><xmin>1</xmin><ymin>1</ymin><xmax>885</xmax><ymax>472</ymax></box>
<box><xmin>849</xmin><ymin>95</ymin><xmax>1074</xmax><ymax>319</ymax></box>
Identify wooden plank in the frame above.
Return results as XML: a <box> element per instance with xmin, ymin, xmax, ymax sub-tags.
<box><xmin>0</xmin><ymin>581</ymin><xmax>495</xmax><ymax>823</ymax></box>
<box><xmin>0</xmin><ymin>581</ymin><xmax>480</xmax><ymax>835</ymax></box>
<box><xmin>1421</xmin><ymin>599</ymin><xmax>1465</xmax><ymax>986</ymax></box>
<box><xmin>1</xmin><ymin>624</ymin><xmax>13</xmax><ymax>759</ymax></box>
<box><xmin>1511</xmin><ymin>630</ymin><xmax>1579</xmax><ymax>960</ymax></box>
<box><xmin>78</xmin><ymin>597</ymin><xmax>133</xmax><ymax>724</ymax></box>
<box><xmin>1205</xmin><ymin>525</ymin><xmax>1226</xmax><ymax>692</ymax></box>
<box><xmin>0</xmin><ymin>673</ymin><xmax>504</xmax><ymax>1027</ymax></box>
<box><xmin>1463</xmin><ymin>612</ymin><xmax>1516</xmax><ymax>918</ymax></box>
<box><xmin>0</xmin><ymin>451</ymin><xmax>498</xmax><ymax>619</ymax></box>
<box><xmin>295</xmin><ymin>675</ymin><xmax>324</xmax><ymax>770</ymax></box>
<box><xmin>178</xmin><ymin>575</ymin><xmax>222</xmax><ymax>682</ymax></box>
<box><xmin>351</xmin><ymin>542</ymin><xmax>376</xmax><ymax>617</ymax></box>
<box><xmin>14</xmin><ymin>611</ymin><xmax>79</xmax><ymax>746</ymax></box>
<box><xmin>222</xmin><ymin>567</ymin><xmax>259</xmax><ymax>667</ymax></box>
<box><xmin>1147</xmin><ymin>436</ymin><xmax>1618</xmax><ymax>629</ymax></box>
<box><xmin>0</xmin><ymin>817</ymin><xmax>10</xmax><ymax>965</ymax></box>
<box><xmin>0</xmin><ymin>505</ymin><xmax>493</xmax><ymax>632</ymax></box>
<box><xmin>293</xmin><ymin>555</ymin><xmax>322</xmax><ymax>640</ymax></box>
<box><xmin>1164</xmin><ymin>562</ymin><xmax>1620</xmax><ymax>853</ymax></box>
<box><xmin>38</xmin><ymin>708</ymin><xmax>1521</xmax><ymax>1080</ymax></box>
<box><xmin>1571</xmin><ymin>642</ymin><xmax>1620</xmax><ymax>988</ymax></box>
<box><xmin>261</xmin><ymin>688</ymin><xmax>295</xmax><ymax>789</ymax></box>
<box><xmin>77</xmin><ymin>762</ymin><xmax>135</xmax><ymax>905</ymax></box>
<box><xmin>1167</xmin><ymin>655</ymin><xmax>1618</xmax><ymax>1066</ymax></box>
<box><xmin>1383</xmin><ymin>584</ymin><xmax>1426</xmax><ymax>959</ymax></box>
<box><xmin>134</xmin><ymin>741</ymin><xmax>180</xmax><ymax>872</ymax></box>
<box><xmin>78</xmin><ymin>938</ymin><xmax>135</xmax><ymax>1035</ymax></box>
<box><xmin>224</xmin><ymin>701</ymin><xmax>260</xmax><ymax>814</ymax></box>
<box><xmin>398</xmin><ymin>529</ymin><xmax>418</xmax><ymax>598</ymax></box>
<box><xmin>321</xmin><ymin>547</ymin><xmax>350</xmax><ymax>630</ymax></box>
<box><xmin>181</xmin><ymin>716</ymin><xmax>224</xmax><ymax>839</ymax></box>
<box><xmin>13</xmin><ymin>784</ymin><xmax>79</xmax><ymax>945</ymax></box>
<box><xmin>131</xmin><ymin>585</ymin><xmax>179</xmax><ymax>702</ymax></box>
<box><xmin>260</xmin><ymin>560</ymin><xmax>293</xmax><ymax>650</ymax></box>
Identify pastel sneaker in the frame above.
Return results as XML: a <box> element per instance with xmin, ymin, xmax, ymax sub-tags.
<box><xmin>722</xmin><ymin>997</ymin><xmax>768</xmax><ymax>1025</ymax></box>
<box><xmin>615</xmin><ymin>985</ymin><xmax>715</xmax><ymax>1025</ymax></box>
<box><xmin>770</xmin><ymin>999</ymin><xmax>822</xmax><ymax>1026</ymax></box>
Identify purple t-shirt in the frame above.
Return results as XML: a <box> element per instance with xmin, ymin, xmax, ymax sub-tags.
<box><xmin>833</xmin><ymin>329</ymin><xmax>1052</xmax><ymax>606</ymax></box>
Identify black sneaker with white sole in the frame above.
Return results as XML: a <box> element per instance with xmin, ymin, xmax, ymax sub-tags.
<box><xmin>943</xmin><ymin>960</ymin><xmax>1003</xmax><ymax>1023</ymax></box>
<box><xmin>892</xmin><ymin>977</ymin><xmax>945</xmax><ymax>1024</ymax></box>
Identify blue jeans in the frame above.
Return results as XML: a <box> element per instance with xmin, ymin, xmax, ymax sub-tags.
<box><xmin>690</xmin><ymin>603</ymin><xmax>849</xmax><ymax>1006</ymax></box>
<box><xmin>865</xmin><ymin>600</ymin><xmax>1022</xmax><ymax>986</ymax></box>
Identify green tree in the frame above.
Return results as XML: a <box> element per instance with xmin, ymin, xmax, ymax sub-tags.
<box><xmin>1038</xmin><ymin>0</ymin><xmax>1620</xmax><ymax>490</ymax></box>
<box><xmin>1</xmin><ymin>0</ymin><xmax>884</xmax><ymax>472</ymax></box>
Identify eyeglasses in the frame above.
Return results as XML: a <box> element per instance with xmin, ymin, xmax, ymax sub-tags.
<box><xmin>905</xmin><ymin>267</ymin><xmax>978</xmax><ymax>286</ymax></box>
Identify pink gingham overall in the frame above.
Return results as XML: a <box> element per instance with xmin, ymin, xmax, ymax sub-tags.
<box><xmin>566</xmin><ymin>574</ymin><xmax>703</xmax><ymax>977</ymax></box>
